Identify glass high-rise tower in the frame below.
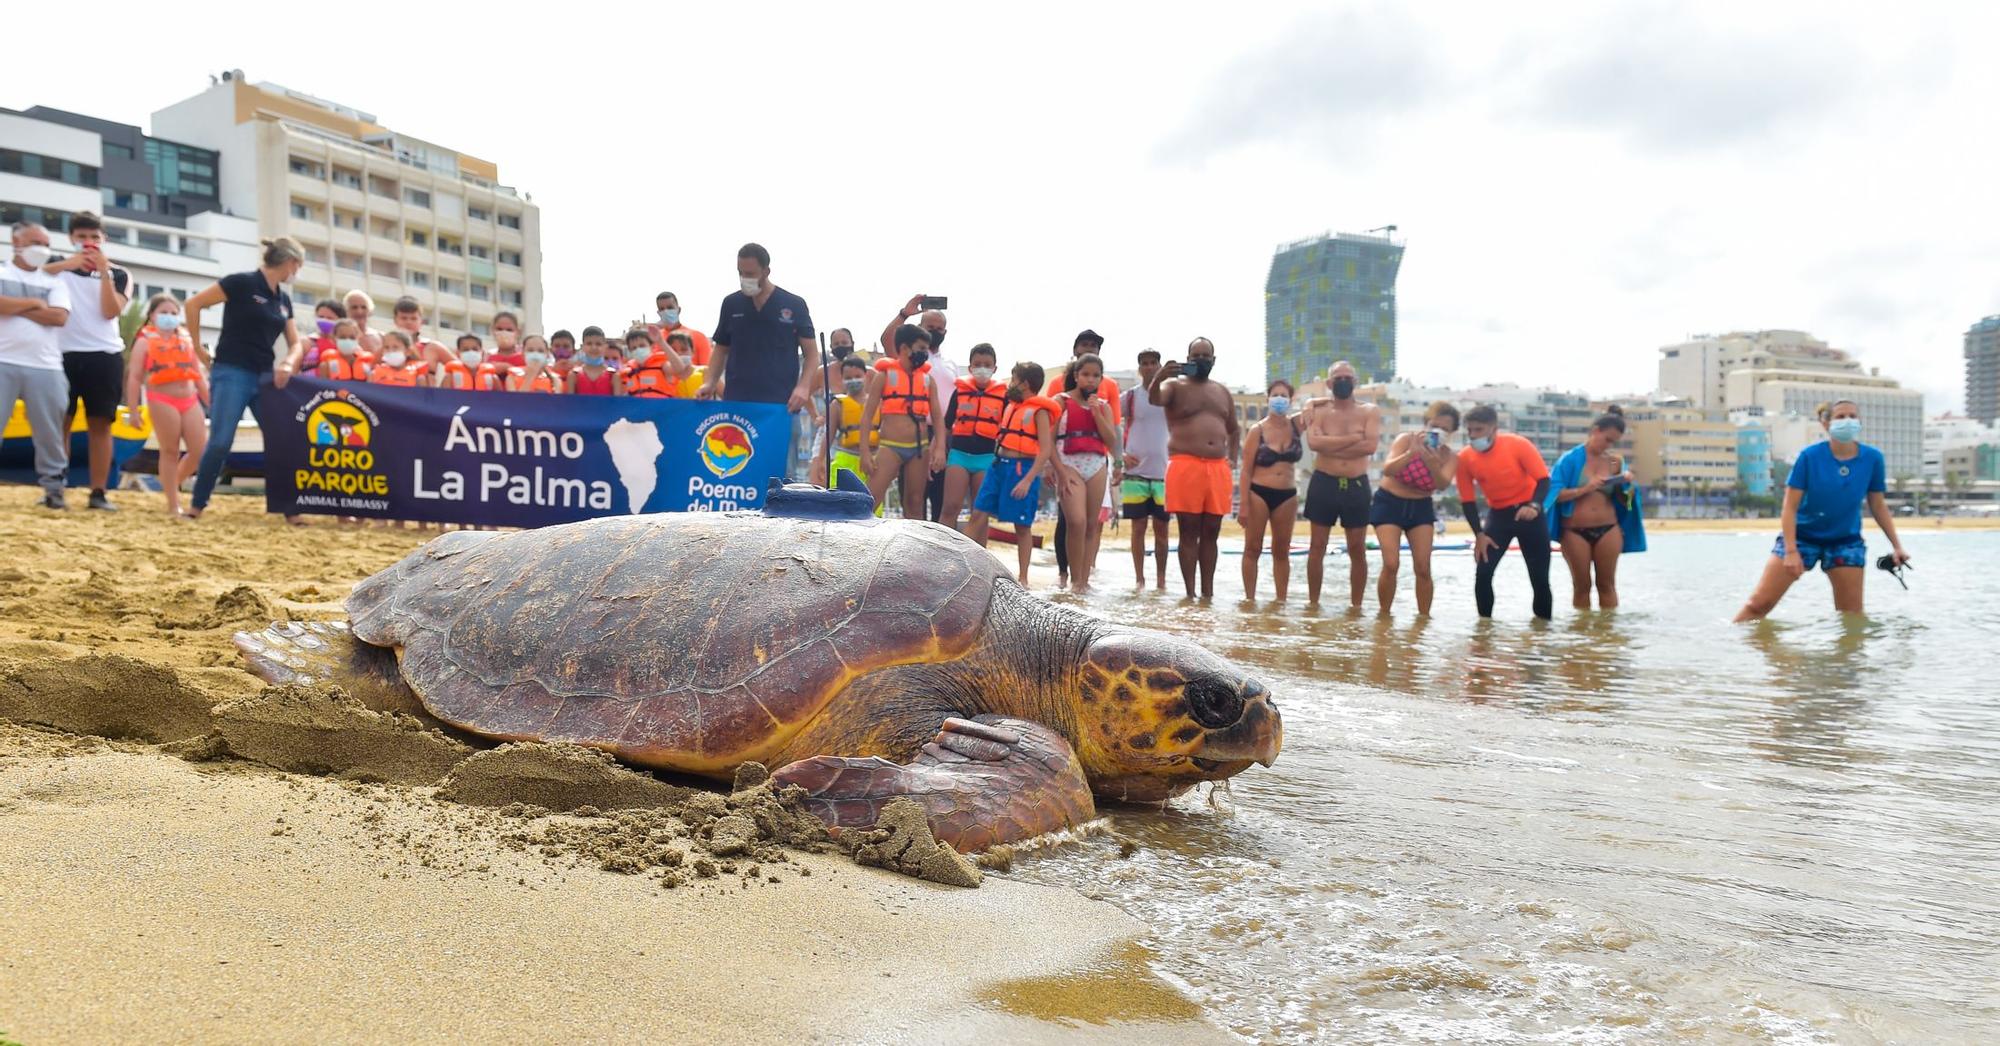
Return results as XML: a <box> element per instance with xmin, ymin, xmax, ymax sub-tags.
<box><xmin>1264</xmin><ymin>230</ymin><xmax>1403</xmax><ymax>388</ymax></box>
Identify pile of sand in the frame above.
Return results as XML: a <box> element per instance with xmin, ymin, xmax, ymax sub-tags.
<box><xmin>214</xmin><ymin>683</ymin><xmax>473</xmax><ymax>784</ymax></box>
<box><xmin>437</xmin><ymin>742</ymin><xmax>692</xmax><ymax>811</ymax></box>
<box><xmin>0</xmin><ymin>654</ymin><xmax>215</xmax><ymax>743</ymax></box>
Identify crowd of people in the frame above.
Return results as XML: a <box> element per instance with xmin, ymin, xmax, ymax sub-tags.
<box><xmin>0</xmin><ymin>223</ymin><xmax>1911</xmax><ymax>619</ymax></box>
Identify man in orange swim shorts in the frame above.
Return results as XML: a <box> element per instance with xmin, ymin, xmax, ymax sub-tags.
<box><xmin>1148</xmin><ymin>337</ymin><xmax>1238</xmax><ymax>598</ymax></box>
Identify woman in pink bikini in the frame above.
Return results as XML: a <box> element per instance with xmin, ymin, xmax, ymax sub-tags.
<box><xmin>122</xmin><ymin>294</ymin><xmax>209</xmax><ymax>517</ymax></box>
<box><xmin>1369</xmin><ymin>400</ymin><xmax>1460</xmax><ymax>615</ymax></box>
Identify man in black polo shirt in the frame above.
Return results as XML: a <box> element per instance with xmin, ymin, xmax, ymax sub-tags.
<box><xmin>699</xmin><ymin>243</ymin><xmax>813</xmax><ymax>411</ymax></box>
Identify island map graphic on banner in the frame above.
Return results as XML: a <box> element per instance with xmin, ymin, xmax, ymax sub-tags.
<box><xmin>260</xmin><ymin>378</ymin><xmax>791</xmax><ymax>526</ymax></box>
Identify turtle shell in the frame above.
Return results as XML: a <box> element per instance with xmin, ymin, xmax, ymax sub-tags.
<box><xmin>348</xmin><ymin>513</ymin><xmax>1005</xmax><ymax>773</ymax></box>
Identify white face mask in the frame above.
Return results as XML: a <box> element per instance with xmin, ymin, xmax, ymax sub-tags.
<box><xmin>970</xmin><ymin>366</ymin><xmax>996</xmax><ymax>382</ymax></box>
<box><xmin>525</xmin><ymin>351</ymin><xmax>551</xmax><ymax>367</ymax></box>
<box><xmin>382</xmin><ymin>351</ymin><xmax>408</xmax><ymax>368</ymax></box>
<box><xmin>739</xmin><ymin>275</ymin><xmax>762</xmax><ymax>295</ymax></box>
<box><xmin>459</xmin><ymin>350</ymin><xmax>483</xmax><ymax>368</ymax></box>
<box><xmin>17</xmin><ymin>245</ymin><xmax>51</xmax><ymax>268</ymax></box>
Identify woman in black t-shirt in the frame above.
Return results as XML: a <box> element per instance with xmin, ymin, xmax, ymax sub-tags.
<box><xmin>182</xmin><ymin>237</ymin><xmax>307</xmax><ymax>518</ymax></box>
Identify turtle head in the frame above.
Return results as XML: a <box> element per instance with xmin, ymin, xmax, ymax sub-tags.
<box><xmin>1071</xmin><ymin>632</ymin><xmax>1282</xmax><ymax>803</ymax></box>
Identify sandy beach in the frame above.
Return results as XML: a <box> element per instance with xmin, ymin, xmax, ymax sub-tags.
<box><xmin>0</xmin><ymin>488</ymin><xmax>1222</xmax><ymax>1045</ymax></box>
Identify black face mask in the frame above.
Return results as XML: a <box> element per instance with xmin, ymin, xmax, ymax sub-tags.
<box><xmin>1006</xmin><ymin>385</ymin><xmax>1027</xmax><ymax>402</ymax></box>
<box><xmin>1185</xmin><ymin>358</ymin><xmax>1215</xmax><ymax>381</ymax></box>
<box><xmin>1332</xmin><ymin>377</ymin><xmax>1355</xmax><ymax>399</ymax></box>
<box><xmin>907</xmin><ymin>350</ymin><xmax>930</xmax><ymax>369</ymax></box>
<box><xmin>925</xmin><ymin>328</ymin><xmax>946</xmax><ymax>350</ymax></box>
<box><xmin>831</xmin><ymin>344</ymin><xmax>853</xmax><ymax>360</ymax></box>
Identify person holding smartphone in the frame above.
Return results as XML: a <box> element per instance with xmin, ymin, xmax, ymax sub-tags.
<box><xmin>1369</xmin><ymin>400</ymin><xmax>1460</xmax><ymax>615</ymax></box>
<box><xmin>44</xmin><ymin>212</ymin><xmax>132</xmax><ymax>511</ymax></box>
<box><xmin>1546</xmin><ymin>405</ymin><xmax>1647</xmax><ymax>611</ymax></box>
<box><xmin>1735</xmin><ymin>399</ymin><xmax>1910</xmax><ymax>621</ymax></box>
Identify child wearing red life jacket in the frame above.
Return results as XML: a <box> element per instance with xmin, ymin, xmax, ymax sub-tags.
<box><xmin>439</xmin><ymin>333</ymin><xmax>504</xmax><ymax>392</ymax></box>
<box><xmin>504</xmin><ymin>337</ymin><xmax>564</xmax><ymax>394</ymax></box>
<box><xmin>366</xmin><ymin>330</ymin><xmax>432</xmax><ymax>388</ymax></box>
<box><xmin>566</xmin><ymin>326</ymin><xmax>624</xmax><ymax>396</ymax></box>
<box><xmin>121</xmin><ymin>294</ymin><xmax>209</xmax><ymax>517</ymax></box>
<box><xmin>622</xmin><ymin>327</ymin><xmax>693</xmax><ymax>399</ymax></box>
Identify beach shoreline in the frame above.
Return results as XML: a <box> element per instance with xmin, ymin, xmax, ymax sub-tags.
<box><xmin>0</xmin><ymin>488</ymin><xmax>1224</xmax><ymax>1044</ymax></box>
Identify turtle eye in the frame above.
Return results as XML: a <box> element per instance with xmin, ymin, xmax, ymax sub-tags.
<box><xmin>1185</xmin><ymin>679</ymin><xmax>1244</xmax><ymax>729</ymax></box>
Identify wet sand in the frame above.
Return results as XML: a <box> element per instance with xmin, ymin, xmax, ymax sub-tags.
<box><xmin>0</xmin><ymin>488</ymin><xmax>1222</xmax><ymax>1044</ymax></box>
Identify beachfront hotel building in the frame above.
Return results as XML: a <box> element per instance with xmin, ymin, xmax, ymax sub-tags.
<box><xmin>0</xmin><ymin>106</ymin><xmax>261</xmax><ymax>330</ymax></box>
<box><xmin>1659</xmin><ymin>328</ymin><xmax>1923</xmax><ymax>481</ymax></box>
<box><xmin>1618</xmin><ymin>404</ymin><xmax>1740</xmax><ymax>499</ymax></box>
<box><xmin>151</xmin><ymin>72</ymin><xmax>543</xmax><ymax>339</ymax></box>
<box><xmin>1967</xmin><ymin>314</ymin><xmax>2000</xmax><ymax>425</ymax></box>
<box><xmin>1265</xmin><ymin>230</ymin><xmax>1403</xmax><ymax>389</ymax></box>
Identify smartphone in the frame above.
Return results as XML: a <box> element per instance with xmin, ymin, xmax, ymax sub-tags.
<box><xmin>920</xmin><ymin>295</ymin><xmax>948</xmax><ymax>311</ymax></box>
<box><xmin>1426</xmin><ymin>429</ymin><xmax>1442</xmax><ymax>449</ymax></box>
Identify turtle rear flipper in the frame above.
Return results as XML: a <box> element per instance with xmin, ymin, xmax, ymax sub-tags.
<box><xmin>233</xmin><ymin>621</ymin><xmax>434</xmax><ymax>725</ymax></box>
<box><xmin>771</xmin><ymin>715</ymin><xmax>1095</xmax><ymax>853</ymax></box>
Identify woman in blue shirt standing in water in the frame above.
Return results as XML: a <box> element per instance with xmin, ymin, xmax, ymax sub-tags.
<box><xmin>1735</xmin><ymin>399</ymin><xmax>1910</xmax><ymax>621</ymax></box>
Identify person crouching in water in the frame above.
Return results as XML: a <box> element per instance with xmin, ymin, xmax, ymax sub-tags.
<box><xmin>1053</xmin><ymin>353</ymin><xmax>1120</xmax><ymax>592</ymax></box>
<box><xmin>1457</xmin><ymin>404</ymin><xmax>1554</xmax><ymax>620</ymax></box>
<box><xmin>940</xmin><ymin>342</ymin><xmax>1007</xmax><ymax>533</ymax></box>
<box><xmin>1546</xmin><ymin>405</ymin><xmax>1647</xmax><ymax>610</ymax></box>
<box><xmin>1735</xmin><ymin>399</ymin><xmax>1909</xmax><ymax>621</ymax></box>
<box><xmin>1238</xmin><ymin>380</ymin><xmax>1302</xmax><ymax>601</ymax></box>
<box><xmin>1370</xmin><ymin>400</ymin><xmax>1459</xmax><ymax>615</ymax></box>
<box><xmin>121</xmin><ymin>294</ymin><xmax>207</xmax><ymax>517</ymax></box>
<box><xmin>860</xmin><ymin>324</ymin><xmax>947</xmax><ymax>518</ymax></box>
<box><xmin>964</xmin><ymin>362</ymin><xmax>1056</xmax><ymax>586</ymax></box>
<box><xmin>504</xmin><ymin>334</ymin><xmax>563</xmax><ymax>393</ymax></box>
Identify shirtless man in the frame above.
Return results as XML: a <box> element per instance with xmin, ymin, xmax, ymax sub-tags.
<box><xmin>1149</xmin><ymin>337</ymin><xmax>1238</xmax><ymax>598</ymax></box>
<box><xmin>1299</xmin><ymin>361</ymin><xmax>1381</xmax><ymax>608</ymax></box>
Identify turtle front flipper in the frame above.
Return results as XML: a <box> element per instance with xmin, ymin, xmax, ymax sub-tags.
<box><xmin>771</xmin><ymin>715</ymin><xmax>1095</xmax><ymax>853</ymax></box>
<box><xmin>233</xmin><ymin>621</ymin><xmax>434</xmax><ymax>724</ymax></box>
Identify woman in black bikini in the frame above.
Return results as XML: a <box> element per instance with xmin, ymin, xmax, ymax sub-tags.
<box><xmin>1238</xmin><ymin>380</ymin><xmax>1303</xmax><ymax>600</ymax></box>
<box><xmin>1551</xmin><ymin>405</ymin><xmax>1633</xmax><ymax>609</ymax></box>
<box><xmin>1371</xmin><ymin>400</ymin><xmax>1460</xmax><ymax>615</ymax></box>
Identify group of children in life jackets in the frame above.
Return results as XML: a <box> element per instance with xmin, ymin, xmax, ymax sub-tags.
<box><xmin>816</xmin><ymin>322</ymin><xmax>1121</xmax><ymax>589</ymax></box>
<box><xmin>120</xmin><ymin>293</ymin><xmax>710</xmax><ymax>516</ymax></box>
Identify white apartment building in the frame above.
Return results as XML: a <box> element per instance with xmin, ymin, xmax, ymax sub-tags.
<box><xmin>1724</xmin><ymin>367</ymin><xmax>1923</xmax><ymax>479</ymax></box>
<box><xmin>1658</xmin><ymin>330</ymin><xmax>1856</xmax><ymax>410</ymax></box>
<box><xmin>1</xmin><ymin>106</ymin><xmax>261</xmax><ymax>334</ymax></box>
<box><xmin>1922</xmin><ymin>413</ymin><xmax>1998</xmax><ymax>480</ymax></box>
<box><xmin>151</xmin><ymin>72</ymin><xmax>543</xmax><ymax>341</ymax></box>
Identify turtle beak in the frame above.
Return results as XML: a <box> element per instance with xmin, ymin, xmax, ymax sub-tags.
<box><xmin>1196</xmin><ymin>683</ymin><xmax>1281</xmax><ymax>770</ymax></box>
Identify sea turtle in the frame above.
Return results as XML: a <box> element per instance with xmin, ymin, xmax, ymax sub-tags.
<box><xmin>235</xmin><ymin>512</ymin><xmax>1280</xmax><ymax>851</ymax></box>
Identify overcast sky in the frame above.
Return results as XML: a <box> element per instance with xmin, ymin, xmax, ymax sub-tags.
<box><xmin>7</xmin><ymin>1</ymin><xmax>1996</xmax><ymax>411</ymax></box>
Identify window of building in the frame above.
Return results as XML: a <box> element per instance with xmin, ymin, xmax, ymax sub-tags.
<box><xmin>104</xmin><ymin>143</ymin><xmax>134</xmax><ymax>161</ymax></box>
<box><xmin>370</xmin><ymin>258</ymin><xmax>400</xmax><ymax>279</ymax></box>
<box><xmin>472</xmin><ymin>322</ymin><xmax>490</xmax><ymax>337</ymax></box>
<box><xmin>0</xmin><ymin>202</ymin><xmax>72</xmax><ymax>232</ymax></box>
<box><xmin>0</xmin><ymin>149</ymin><xmax>99</xmax><ymax>187</ymax></box>
<box><xmin>171</xmin><ymin>287</ymin><xmax>187</xmax><ymax>301</ymax></box>
<box><xmin>335</xmin><ymin>251</ymin><xmax>364</xmax><ymax>272</ymax></box>
<box><xmin>368</xmin><ymin>175</ymin><xmax>398</xmax><ymax>198</ymax></box>
<box><xmin>467</xmin><ymin>206</ymin><xmax>489</xmax><ymax>221</ymax></box>
<box><xmin>290</xmin><ymin>201</ymin><xmax>315</xmax><ymax>221</ymax></box>
<box><xmin>371</xmin><ymin>218</ymin><xmax>399</xmax><ymax>240</ymax></box>
<box><xmin>408</xmin><ymin>271</ymin><xmax>430</xmax><ymax>289</ymax></box>
<box><xmin>404</xmin><ymin>188</ymin><xmax>431</xmax><ymax>208</ymax></box>
<box><xmin>331</xmin><ymin>167</ymin><xmax>362</xmax><ymax>189</ymax></box>
<box><xmin>437</xmin><ymin>277</ymin><xmax>459</xmax><ymax>294</ymax></box>
<box><xmin>497</xmin><ymin>212</ymin><xmax>521</xmax><ymax>229</ymax></box>
<box><xmin>436</xmin><ymin>236</ymin><xmax>463</xmax><ymax>257</ymax></box>
<box><xmin>100</xmin><ymin>188</ymin><xmax>150</xmax><ymax>212</ymax></box>
<box><xmin>180</xmin><ymin>237</ymin><xmax>210</xmax><ymax>259</ymax></box>
<box><xmin>335</xmin><ymin>211</ymin><xmax>363</xmax><ymax>231</ymax></box>
<box><xmin>304</xmin><ymin>245</ymin><xmax>328</xmax><ymax>265</ymax></box>
<box><xmin>467</xmin><ymin>244</ymin><xmax>489</xmax><ymax>259</ymax></box>
<box><xmin>470</xmin><ymin>284</ymin><xmax>491</xmax><ymax>301</ymax></box>
<box><xmin>408</xmin><ymin>229</ymin><xmax>428</xmax><ymax>248</ymax></box>
<box><xmin>288</xmin><ymin>157</ymin><xmax>324</xmax><ymax>178</ymax></box>
<box><xmin>292</xmin><ymin>289</ymin><xmax>317</xmax><ymax>310</ymax></box>
<box><xmin>501</xmin><ymin>288</ymin><xmax>524</xmax><ymax>307</ymax></box>
<box><xmin>497</xmin><ymin>249</ymin><xmax>522</xmax><ymax>267</ymax></box>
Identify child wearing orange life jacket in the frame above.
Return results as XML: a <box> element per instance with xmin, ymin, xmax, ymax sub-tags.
<box><xmin>566</xmin><ymin>326</ymin><xmax>624</xmax><ymax>396</ymax></box>
<box><xmin>439</xmin><ymin>333</ymin><xmax>504</xmax><ymax>391</ymax></box>
<box><xmin>939</xmin><ymin>341</ymin><xmax>1007</xmax><ymax>532</ymax></box>
<box><xmin>963</xmin><ymin>361</ymin><xmax>1058</xmax><ymax>586</ymax></box>
<box><xmin>504</xmin><ymin>337</ymin><xmax>564</xmax><ymax>394</ymax></box>
<box><xmin>623</xmin><ymin>327</ymin><xmax>694</xmax><ymax>399</ymax></box>
<box><xmin>860</xmin><ymin>324</ymin><xmax>947</xmax><ymax>517</ymax></box>
<box><xmin>316</xmin><ymin>319</ymin><xmax>373</xmax><ymax>381</ymax></box>
<box><xmin>366</xmin><ymin>330</ymin><xmax>432</xmax><ymax>388</ymax></box>
<box><xmin>121</xmin><ymin>294</ymin><xmax>209</xmax><ymax>517</ymax></box>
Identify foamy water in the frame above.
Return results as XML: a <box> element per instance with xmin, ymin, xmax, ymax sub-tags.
<box><xmin>1003</xmin><ymin>531</ymin><xmax>1999</xmax><ymax>1044</ymax></box>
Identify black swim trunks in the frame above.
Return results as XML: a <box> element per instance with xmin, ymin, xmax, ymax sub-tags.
<box><xmin>1367</xmin><ymin>487</ymin><xmax>1436</xmax><ymax>529</ymax></box>
<box><xmin>1304</xmin><ymin>472</ymin><xmax>1370</xmax><ymax>529</ymax></box>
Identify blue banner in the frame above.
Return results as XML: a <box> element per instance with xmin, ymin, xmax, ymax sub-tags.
<box><xmin>259</xmin><ymin>378</ymin><xmax>790</xmax><ymax>526</ymax></box>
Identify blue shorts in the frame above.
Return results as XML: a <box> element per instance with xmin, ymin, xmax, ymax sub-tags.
<box><xmin>1773</xmin><ymin>535</ymin><xmax>1866</xmax><ymax>572</ymax></box>
<box><xmin>948</xmin><ymin>448</ymin><xmax>996</xmax><ymax>474</ymax></box>
<box><xmin>973</xmin><ymin>457</ymin><xmax>1040</xmax><ymax>527</ymax></box>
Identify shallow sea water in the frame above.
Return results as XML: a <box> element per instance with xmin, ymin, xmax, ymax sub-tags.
<box><xmin>1003</xmin><ymin>530</ymin><xmax>1999</xmax><ymax>1044</ymax></box>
